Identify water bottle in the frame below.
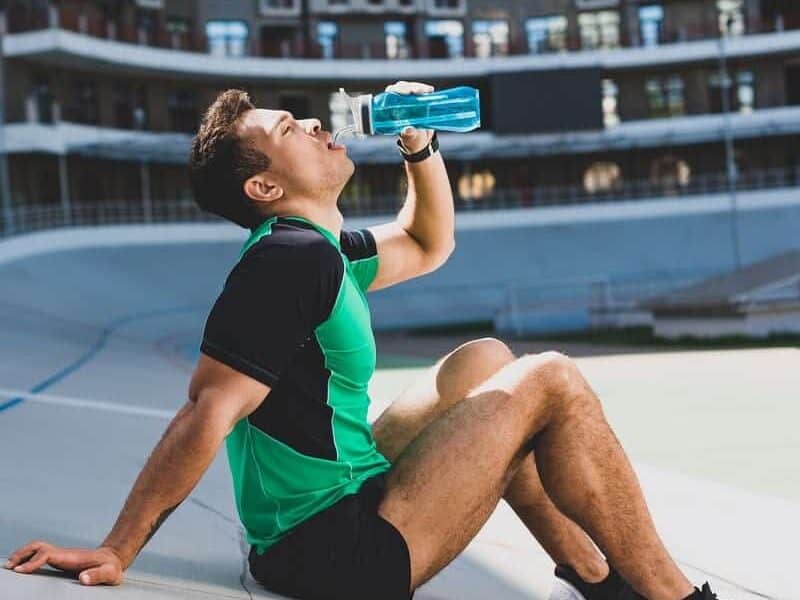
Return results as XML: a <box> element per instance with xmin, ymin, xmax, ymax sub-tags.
<box><xmin>335</xmin><ymin>86</ymin><xmax>481</xmax><ymax>140</ymax></box>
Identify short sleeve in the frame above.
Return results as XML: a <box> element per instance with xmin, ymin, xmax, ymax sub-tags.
<box><xmin>340</xmin><ymin>228</ymin><xmax>379</xmax><ymax>292</ymax></box>
<box><xmin>200</xmin><ymin>243</ymin><xmax>344</xmax><ymax>387</ymax></box>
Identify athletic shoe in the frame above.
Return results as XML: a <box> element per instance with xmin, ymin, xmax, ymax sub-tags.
<box><xmin>682</xmin><ymin>582</ymin><xmax>719</xmax><ymax>600</ymax></box>
<box><xmin>549</xmin><ymin>564</ymin><xmax>645</xmax><ymax>600</ymax></box>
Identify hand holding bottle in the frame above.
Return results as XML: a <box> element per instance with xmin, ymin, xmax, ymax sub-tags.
<box><xmin>384</xmin><ymin>80</ymin><xmax>436</xmax><ymax>154</ymax></box>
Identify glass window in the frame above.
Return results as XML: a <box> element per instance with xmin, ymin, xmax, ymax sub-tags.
<box><xmin>433</xmin><ymin>0</ymin><xmax>462</xmax><ymax>9</ymax></box>
<box><xmin>718</xmin><ymin>0</ymin><xmax>745</xmax><ymax>36</ymax></box>
<box><xmin>638</xmin><ymin>4</ymin><xmax>664</xmax><ymax>47</ymax></box>
<box><xmin>260</xmin><ymin>0</ymin><xmax>296</xmax><ymax>9</ymax></box>
<box><xmin>385</xmin><ymin>21</ymin><xmax>410</xmax><ymax>59</ymax></box>
<box><xmin>578</xmin><ymin>10</ymin><xmax>620</xmax><ymax>50</ymax></box>
<box><xmin>167</xmin><ymin>90</ymin><xmax>198</xmax><ymax>133</ymax></box>
<box><xmin>317</xmin><ymin>21</ymin><xmax>338</xmax><ymax>59</ymax></box>
<box><xmin>646</xmin><ymin>75</ymin><xmax>684</xmax><ymax>118</ymax></box>
<box><xmin>602</xmin><ymin>78</ymin><xmax>619</xmax><ymax>128</ymax></box>
<box><xmin>709</xmin><ymin>70</ymin><xmax>755</xmax><ymax>113</ymax></box>
<box><xmin>458</xmin><ymin>169</ymin><xmax>496</xmax><ymax>200</ymax></box>
<box><xmin>583</xmin><ymin>162</ymin><xmax>622</xmax><ymax>194</ymax></box>
<box><xmin>651</xmin><ymin>156</ymin><xmax>691</xmax><ymax>192</ymax></box>
<box><xmin>525</xmin><ymin>15</ymin><xmax>567</xmax><ymax>54</ymax></box>
<box><xmin>205</xmin><ymin>20</ymin><xmax>248</xmax><ymax>57</ymax></box>
<box><xmin>71</xmin><ymin>81</ymin><xmax>99</xmax><ymax>125</ymax></box>
<box><xmin>425</xmin><ymin>20</ymin><xmax>464</xmax><ymax>58</ymax></box>
<box><xmin>472</xmin><ymin>19</ymin><xmax>509</xmax><ymax>58</ymax></box>
<box><xmin>737</xmin><ymin>71</ymin><xmax>755</xmax><ymax>113</ymax></box>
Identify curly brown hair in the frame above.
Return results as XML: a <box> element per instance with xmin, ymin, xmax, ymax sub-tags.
<box><xmin>188</xmin><ymin>89</ymin><xmax>270</xmax><ymax>230</ymax></box>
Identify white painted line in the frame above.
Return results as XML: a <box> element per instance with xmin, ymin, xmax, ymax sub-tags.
<box><xmin>0</xmin><ymin>387</ymin><xmax>175</xmax><ymax>420</ymax></box>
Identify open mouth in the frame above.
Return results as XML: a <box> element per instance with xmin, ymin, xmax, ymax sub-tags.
<box><xmin>327</xmin><ymin>140</ymin><xmax>346</xmax><ymax>151</ymax></box>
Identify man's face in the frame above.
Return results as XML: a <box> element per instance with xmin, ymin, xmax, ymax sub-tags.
<box><xmin>238</xmin><ymin>108</ymin><xmax>354</xmax><ymax>205</ymax></box>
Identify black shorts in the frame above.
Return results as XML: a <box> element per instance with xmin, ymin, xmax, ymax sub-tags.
<box><xmin>248</xmin><ymin>472</ymin><xmax>414</xmax><ymax>600</ymax></box>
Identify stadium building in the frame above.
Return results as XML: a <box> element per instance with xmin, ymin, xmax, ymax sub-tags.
<box><xmin>1</xmin><ymin>0</ymin><xmax>799</xmax><ymax>231</ymax></box>
<box><xmin>1</xmin><ymin>0</ymin><xmax>799</xmax><ymax>335</ymax></box>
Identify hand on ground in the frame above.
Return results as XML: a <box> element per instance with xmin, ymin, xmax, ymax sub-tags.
<box><xmin>5</xmin><ymin>540</ymin><xmax>124</xmax><ymax>585</ymax></box>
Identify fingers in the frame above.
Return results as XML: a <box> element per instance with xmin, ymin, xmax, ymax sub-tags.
<box><xmin>385</xmin><ymin>80</ymin><xmax>435</xmax><ymax>95</ymax></box>
<box><xmin>6</xmin><ymin>540</ymin><xmax>46</xmax><ymax>569</ymax></box>
<box><xmin>10</xmin><ymin>548</ymin><xmax>49</xmax><ymax>574</ymax></box>
<box><xmin>79</xmin><ymin>563</ymin><xmax>123</xmax><ymax>586</ymax></box>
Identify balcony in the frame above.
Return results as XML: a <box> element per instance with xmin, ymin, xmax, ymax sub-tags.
<box><xmin>6</xmin><ymin>105</ymin><xmax>800</xmax><ymax>162</ymax></box>
<box><xmin>4</xmin><ymin>3</ymin><xmax>800</xmax><ymax>61</ymax></box>
<box><xmin>7</xmin><ymin>25</ymin><xmax>800</xmax><ymax>82</ymax></box>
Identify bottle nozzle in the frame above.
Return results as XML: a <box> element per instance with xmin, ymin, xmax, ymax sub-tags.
<box><xmin>336</xmin><ymin>88</ymin><xmax>373</xmax><ymax>137</ymax></box>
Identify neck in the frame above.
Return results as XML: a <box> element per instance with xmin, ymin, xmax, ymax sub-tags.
<box><xmin>270</xmin><ymin>197</ymin><xmax>344</xmax><ymax>240</ymax></box>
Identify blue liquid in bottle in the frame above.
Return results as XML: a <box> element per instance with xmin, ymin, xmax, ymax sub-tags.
<box><xmin>370</xmin><ymin>86</ymin><xmax>481</xmax><ymax>135</ymax></box>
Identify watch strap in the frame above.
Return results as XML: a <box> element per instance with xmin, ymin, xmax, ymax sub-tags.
<box><xmin>397</xmin><ymin>131</ymin><xmax>439</xmax><ymax>163</ymax></box>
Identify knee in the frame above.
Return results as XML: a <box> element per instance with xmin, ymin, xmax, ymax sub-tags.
<box><xmin>445</xmin><ymin>337</ymin><xmax>515</xmax><ymax>376</ymax></box>
<box><xmin>517</xmin><ymin>351</ymin><xmax>583</xmax><ymax>404</ymax></box>
<box><xmin>436</xmin><ymin>337</ymin><xmax>516</xmax><ymax>399</ymax></box>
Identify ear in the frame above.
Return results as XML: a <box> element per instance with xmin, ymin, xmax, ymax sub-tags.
<box><xmin>243</xmin><ymin>172</ymin><xmax>284</xmax><ymax>207</ymax></box>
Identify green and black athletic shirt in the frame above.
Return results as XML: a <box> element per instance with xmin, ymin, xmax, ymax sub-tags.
<box><xmin>200</xmin><ymin>215</ymin><xmax>392</xmax><ymax>556</ymax></box>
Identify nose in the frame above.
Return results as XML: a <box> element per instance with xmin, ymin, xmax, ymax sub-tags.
<box><xmin>299</xmin><ymin>118</ymin><xmax>322</xmax><ymax>136</ymax></box>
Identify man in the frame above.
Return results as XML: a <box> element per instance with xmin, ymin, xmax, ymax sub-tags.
<box><xmin>5</xmin><ymin>82</ymin><xmax>720</xmax><ymax>600</ymax></box>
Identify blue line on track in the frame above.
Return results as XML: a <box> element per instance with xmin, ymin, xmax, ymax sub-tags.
<box><xmin>0</xmin><ymin>304</ymin><xmax>204</xmax><ymax>413</ymax></box>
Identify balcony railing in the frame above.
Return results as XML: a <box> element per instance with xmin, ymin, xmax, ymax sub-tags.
<box><xmin>3</xmin><ymin>4</ymin><xmax>798</xmax><ymax>60</ymax></box>
<box><xmin>1</xmin><ymin>167</ymin><xmax>797</xmax><ymax>238</ymax></box>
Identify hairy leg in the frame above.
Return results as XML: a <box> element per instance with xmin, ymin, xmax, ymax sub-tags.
<box><xmin>372</xmin><ymin>338</ymin><xmax>608</xmax><ymax>583</ymax></box>
<box><xmin>375</xmin><ymin>344</ymin><xmax>693</xmax><ymax>600</ymax></box>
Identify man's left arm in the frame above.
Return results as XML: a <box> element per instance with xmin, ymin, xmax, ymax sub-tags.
<box><xmin>366</xmin><ymin>81</ymin><xmax>456</xmax><ymax>292</ymax></box>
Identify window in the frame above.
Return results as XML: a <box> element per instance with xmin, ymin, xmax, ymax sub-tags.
<box><xmin>458</xmin><ymin>169</ymin><xmax>496</xmax><ymax>200</ymax></box>
<box><xmin>166</xmin><ymin>16</ymin><xmax>190</xmax><ymax>49</ymax></box>
<box><xmin>718</xmin><ymin>0</ymin><xmax>745</xmax><ymax>36</ymax></box>
<box><xmin>645</xmin><ymin>76</ymin><xmax>685</xmax><ymax>118</ymax></box>
<box><xmin>386</xmin><ymin>21</ymin><xmax>410</xmax><ymax>59</ymax></box>
<box><xmin>525</xmin><ymin>15</ymin><xmax>567</xmax><ymax>54</ymax></box>
<box><xmin>638</xmin><ymin>4</ymin><xmax>664</xmax><ymax>47</ymax></box>
<box><xmin>425</xmin><ymin>20</ymin><xmax>464</xmax><ymax>58</ymax></box>
<box><xmin>709</xmin><ymin>70</ymin><xmax>755</xmax><ymax>113</ymax></box>
<box><xmin>602</xmin><ymin>78</ymin><xmax>619</xmax><ymax>127</ymax></box>
<box><xmin>737</xmin><ymin>71</ymin><xmax>755</xmax><ymax>113</ymax></box>
<box><xmin>29</xmin><ymin>78</ymin><xmax>55</xmax><ymax>124</ymax></box>
<box><xmin>432</xmin><ymin>0</ymin><xmax>462</xmax><ymax>9</ymax></box>
<box><xmin>578</xmin><ymin>10</ymin><xmax>620</xmax><ymax>50</ymax></box>
<box><xmin>260</xmin><ymin>0</ymin><xmax>297</xmax><ymax>10</ymax></box>
<box><xmin>583</xmin><ymin>162</ymin><xmax>622</xmax><ymax>194</ymax></box>
<box><xmin>206</xmin><ymin>21</ymin><xmax>249</xmax><ymax>57</ymax></box>
<box><xmin>472</xmin><ymin>20</ymin><xmax>509</xmax><ymax>58</ymax></box>
<box><xmin>260</xmin><ymin>25</ymin><xmax>298</xmax><ymax>57</ymax></box>
<box><xmin>650</xmin><ymin>156</ymin><xmax>691</xmax><ymax>192</ymax></box>
<box><xmin>168</xmin><ymin>90</ymin><xmax>198</xmax><ymax>133</ymax></box>
<box><xmin>70</xmin><ymin>81</ymin><xmax>99</xmax><ymax>125</ymax></box>
<box><xmin>317</xmin><ymin>22</ymin><xmax>338</xmax><ymax>59</ymax></box>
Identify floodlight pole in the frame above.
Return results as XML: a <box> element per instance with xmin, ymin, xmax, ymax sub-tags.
<box><xmin>0</xmin><ymin>12</ymin><xmax>15</xmax><ymax>236</ymax></box>
<box><xmin>718</xmin><ymin>30</ymin><xmax>742</xmax><ymax>270</ymax></box>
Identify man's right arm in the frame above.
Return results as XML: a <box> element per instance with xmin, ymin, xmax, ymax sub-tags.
<box><xmin>5</xmin><ymin>354</ymin><xmax>270</xmax><ymax>585</ymax></box>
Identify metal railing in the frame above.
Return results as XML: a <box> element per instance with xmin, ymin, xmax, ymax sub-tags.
<box><xmin>1</xmin><ymin>167</ymin><xmax>798</xmax><ymax>238</ymax></box>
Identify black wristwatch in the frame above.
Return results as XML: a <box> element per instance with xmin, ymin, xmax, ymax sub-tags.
<box><xmin>397</xmin><ymin>131</ymin><xmax>439</xmax><ymax>163</ymax></box>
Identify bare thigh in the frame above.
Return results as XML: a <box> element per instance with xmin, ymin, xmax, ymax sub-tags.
<box><xmin>377</xmin><ymin>352</ymin><xmax>555</xmax><ymax>590</ymax></box>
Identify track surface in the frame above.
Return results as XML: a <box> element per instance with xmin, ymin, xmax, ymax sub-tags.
<box><xmin>1</xmin><ymin>235</ymin><xmax>797</xmax><ymax>599</ymax></box>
